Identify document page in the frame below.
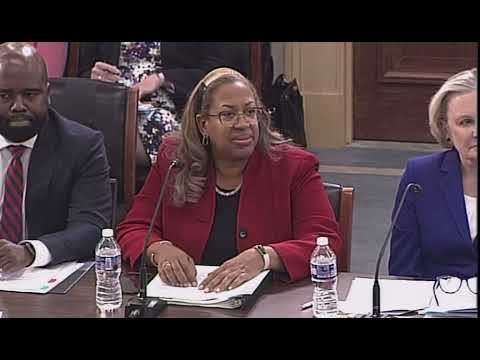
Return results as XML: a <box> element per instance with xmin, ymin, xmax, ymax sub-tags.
<box><xmin>147</xmin><ymin>265</ymin><xmax>270</xmax><ymax>304</ymax></box>
<box><xmin>0</xmin><ymin>262</ymin><xmax>84</xmax><ymax>294</ymax></box>
<box><xmin>338</xmin><ymin>277</ymin><xmax>434</xmax><ymax>315</ymax></box>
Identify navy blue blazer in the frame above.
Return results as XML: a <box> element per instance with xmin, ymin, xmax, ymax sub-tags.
<box><xmin>389</xmin><ymin>149</ymin><xmax>478</xmax><ymax>279</ymax></box>
<box><xmin>26</xmin><ymin>108</ymin><xmax>112</xmax><ymax>265</ymax></box>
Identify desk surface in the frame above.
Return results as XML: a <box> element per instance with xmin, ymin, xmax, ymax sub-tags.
<box><xmin>0</xmin><ymin>271</ymin><xmax>364</xmax><ymax>318</ymax></box>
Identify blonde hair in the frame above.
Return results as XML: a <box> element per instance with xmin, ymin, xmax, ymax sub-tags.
<box><xmin>429</xmin><ymin>68</ymin><xmax>477</xmax><ymax>148</ymax></box>
<box><xmin>167</xmin><ymin>67</ymin><xmax>288</xmax><ymax>207</ymax></box>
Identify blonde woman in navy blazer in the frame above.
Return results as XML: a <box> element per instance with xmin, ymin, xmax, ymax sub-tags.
<box><xmin>389</xmin><ymin>68</ymin><xmax>477</xmax><ymax>280</ymax></box>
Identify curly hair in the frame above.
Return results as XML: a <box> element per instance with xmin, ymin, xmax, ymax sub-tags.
<box><xmin>429</xmin><ymin>68</ymin><xmax>477</xmax><ymax>148</ymax></box>
<box><xmin>167</xmin><ymin>67</ymin><xmax>289</xmax><ymax>207</ymax></box>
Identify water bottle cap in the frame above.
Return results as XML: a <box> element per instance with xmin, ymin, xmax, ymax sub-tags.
<box><xmin>102</xmin><ymin>229</ymin><xmax>114</xmax><ymax>237</ymax></box>
<box><xmin>317</xmin><ymin>237</ymin><xmax>328</xmax><ymax>246</ymax></box>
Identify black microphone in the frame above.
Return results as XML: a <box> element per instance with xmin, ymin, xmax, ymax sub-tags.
<box><xmin>125</xmin><ymin>159</ymin><xmax>180</xmax><ymax>318</ymax></box>
<box><xmin>372</xmin><ymin>183</ymin><xmax>422</xmax><ymax>318</ymax></box>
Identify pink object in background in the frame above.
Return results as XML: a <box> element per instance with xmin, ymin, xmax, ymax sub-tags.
<box><xmin>30</xmin><ymin>42</ymin><xmax>68</xmax><ymax>77</ymax></box>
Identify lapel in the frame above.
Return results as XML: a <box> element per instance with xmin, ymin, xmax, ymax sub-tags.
<box><xmin>25</xmin><ymin>110</ymin><xmax>58</xmax><ymax>234</ymax></box>
<box><xmin>439</xmin><ymin>149</ymin><xmax>471</xmax><ymax>244</ymax></box>
<box><xmin>241</xmin><ymin>146</ymin><xmax>263</xmax><ymax>191</ymax></box>
<box><xmin>195</xmin><ymin>164</ymin><xmax>216</xmax><ymax>224</ymax></box>
<box><xmin>235</xmin><ymin>147</ymin><xmax>272</xmax><ymax>250</ymax></box>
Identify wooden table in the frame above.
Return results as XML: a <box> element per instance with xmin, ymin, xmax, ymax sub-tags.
<box><xmin>0</xmin><ymin>270</ymin><xmax>363</xmax><ymax>318</ymax></box>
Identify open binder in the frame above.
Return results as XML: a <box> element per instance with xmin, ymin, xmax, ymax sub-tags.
<box><xmin>146</xmin><ymin>266</ymin><xmax>272</xmax><ymax>309</ymax></box>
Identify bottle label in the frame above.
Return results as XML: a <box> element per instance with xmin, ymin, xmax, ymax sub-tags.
<box><xmin>311</xmin><ymin>262</ymin><xmax>337</xmax><ymax>282</ymax></box>
<box><xmin>96</xmin><ymin>255</ymin><xmax>121</xmax><ymax>271</ymax></box>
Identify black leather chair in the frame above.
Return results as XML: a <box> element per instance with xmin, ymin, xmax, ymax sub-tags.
<box><xmin>323</xmin><ymin>182</ymin><xmax>355</xmax><ymax>272</ymax></box>
<box><xmin>48</xmin><ymin>77</ymin><xmax>138</xmax><ymax>223</ymax></box>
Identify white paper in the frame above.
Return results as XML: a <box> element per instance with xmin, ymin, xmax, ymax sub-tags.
<box><xmin>147</xmin><ymin>265</ymin><xmax>270</xmax><ymax>304</ymax></box>
<box><xmin>338</xmin><ymin>277</ymin><xmax>434</xmax><ymax>315</ymax></box>
<box><xmin>0</xmin><ymin>262</ymin><xmax>84</xmax><ymax>294</ymax></box>
<box><xmin>420</xmin><ymin>283</ymin><xmax>477</xmax><ymax>314</ymax></box>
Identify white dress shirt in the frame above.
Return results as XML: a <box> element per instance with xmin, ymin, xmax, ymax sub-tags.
<box><xmin>464</xmin><ymin>194</ymin><xmax>477</xmax><ymax>241</ymax></box>
<box><xmin>0</xmin><ymin>134</ymin><xmax>52</xmax><ymax>268</ymax></box>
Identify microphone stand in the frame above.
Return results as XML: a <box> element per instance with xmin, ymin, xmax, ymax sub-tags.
<box><xmin>372</xmin><ymin>183</ymin><xmax>422</xmax><ymax>318</ymax></box>
<box><xmin>124</xmin><ymin>160</ymin><xmax>179</xmax><ymax>318</ymax></box>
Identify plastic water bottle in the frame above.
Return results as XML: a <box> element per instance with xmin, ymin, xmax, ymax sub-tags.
<box><xmin>95</xmin><ymin>229</ymin><xmax>122</xmax><ymax>312</ymax></box>
<box><xmin>310</xmin><ymin>236</ymin><xmax>338</xmax><ymax>318</ymax></box>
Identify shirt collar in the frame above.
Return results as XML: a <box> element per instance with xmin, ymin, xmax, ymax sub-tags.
<box><xmin>0</xmin><ymin>134</ymin><xmax>38</xmax><ymax>151</ymax></box>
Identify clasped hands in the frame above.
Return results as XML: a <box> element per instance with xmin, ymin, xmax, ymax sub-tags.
<box><xmin>148</xmin><ymin>242</ymin><xmax>265</xmax><ymax>293</ymax></box>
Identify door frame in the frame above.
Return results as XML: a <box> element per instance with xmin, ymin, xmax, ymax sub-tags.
<box><xmin>285</xmin><ymin>42</ymin><xmax>353</xmax><ymax>148</ymax></box>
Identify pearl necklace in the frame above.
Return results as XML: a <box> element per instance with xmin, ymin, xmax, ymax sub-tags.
<box><xmin>215</xmin><ymin>183</ymin><xmax>242</xmax><ymax>197</ymax></box>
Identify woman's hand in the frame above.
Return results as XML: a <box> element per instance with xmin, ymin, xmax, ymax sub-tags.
<box><xmin>91</xmin><ymin>61</ymin><xmax>121</xmax><ymax>82</ymax></box>
<box><xmin>148</xmin><ymin>241</ymin><xmax>197</xmax><ymax>287</ymax></box>
<box><xmin>199</xmin><ymin>248</ymin><xmax>265</xmax><ymax>293</ymax></box>
<box><xmin>133</xmin><ymin>73</ymin><xmax>165</xmax><ymax>99</ymax></box>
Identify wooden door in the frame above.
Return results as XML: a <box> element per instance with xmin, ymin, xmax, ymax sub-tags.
<box><xmin>353</xmin><ymin>42</ymin><xmax>478</xmax><ymax>142</ymax></box>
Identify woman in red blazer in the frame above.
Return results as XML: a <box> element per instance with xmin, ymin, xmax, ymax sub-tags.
<box><xmin>117</xmin><ymin>68</ymin><xmax>341</xmax><ymax>292</ymax></box>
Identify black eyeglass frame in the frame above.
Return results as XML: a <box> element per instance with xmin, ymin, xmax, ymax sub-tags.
<box><xmin>432</xmin><ymin>276</ymin><xmax>477</xmax><ymax>306</ymax></box>
<box><xmin>205</xmin><ymin>107</ymin><xmax>266</xmax><ymax>127</ymax></box>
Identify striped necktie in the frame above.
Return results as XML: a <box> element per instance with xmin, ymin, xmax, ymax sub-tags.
<box><xmin>0</xmin><ymin>146</ymin><xmax>27</xmax><ymax>243</ymax></box>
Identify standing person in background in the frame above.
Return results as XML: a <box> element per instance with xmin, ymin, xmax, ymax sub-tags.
<box><xmin>77</xmin><ymin>42</ymin><xmax>243</xmax><ymax>165</ymax></box>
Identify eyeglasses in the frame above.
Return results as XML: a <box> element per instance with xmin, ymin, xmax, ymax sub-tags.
<box><xmin>206</xmin><ymin>107</ymin><xmax>264</xmax><ymax>128</ymax></box>
<box><xmin>432</xmin><ymin>276</ymin><xmax>477</xmax><ymax>306</ymax></box>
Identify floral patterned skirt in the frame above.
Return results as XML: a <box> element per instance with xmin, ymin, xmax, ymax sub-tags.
<box><xmin>137</xmin><ymin>88</ymin><xmax>180</xmax><ymax>164</ymax></box>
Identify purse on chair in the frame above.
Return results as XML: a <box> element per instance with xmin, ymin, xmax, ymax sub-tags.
<box><xmin>264</xmin><ymin>74</ymin><xmax>307</xmax><ymax>147</ymax></box>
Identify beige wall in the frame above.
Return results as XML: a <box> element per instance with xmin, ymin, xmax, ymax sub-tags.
<box><xmin>271</xmin><ymin>42</ymin><xmax>285</xmax><ymax>78</ymax></box>
<box><xmin>285</xmin><ymin>42</ymin><xmax>353</xmax><ymax>148</ymax></box>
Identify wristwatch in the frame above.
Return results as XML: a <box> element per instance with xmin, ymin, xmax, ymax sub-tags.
<box><xmin>254</xmin><ymin>245</ymin><xmax>270</xmax><ymax>271</ymax></box>
<box><xmin>23</xmin><ymin>242</ymin><xmax>36</xmax><ymax>267</ymax></box>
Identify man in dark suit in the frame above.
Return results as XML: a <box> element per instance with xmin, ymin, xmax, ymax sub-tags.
<box><xmin>0</xmin><ymin>42</ymin><xmax>111</xmax><ymax>274</ymax></box>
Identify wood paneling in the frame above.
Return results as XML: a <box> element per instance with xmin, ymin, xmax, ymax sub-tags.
<box><xmin>354</xmin><ymin>42</ymin><xmax>478</xmax><ymax>142</ymax></box>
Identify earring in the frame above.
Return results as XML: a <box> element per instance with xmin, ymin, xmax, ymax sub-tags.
<box><xmin>446</xmin><ymin>136</ymin><xmax>453</xmax><ymax>147</ymax></box>
<box><xmin>202</xmin><ymin>134</ymin><xmax>210</xmax><ymax>146</ymax></box>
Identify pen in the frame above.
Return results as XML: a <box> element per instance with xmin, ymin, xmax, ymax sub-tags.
<box><xmin>301</xmin><ymin>301</ymin><xmax>313</xmax><ymax>310</ymax></box>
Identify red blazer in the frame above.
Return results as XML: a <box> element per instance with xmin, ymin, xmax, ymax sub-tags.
<box><xmin>117</xmin><ymin>139</ymin><xmax>342</xmax><ymax>282</ymax></box>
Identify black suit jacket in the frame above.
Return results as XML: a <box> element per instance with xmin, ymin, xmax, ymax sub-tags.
<box><xmin>77</xmin><ymin>42</ymin><xmax>250</xmax><ymax>111</ymax></box>
<box><xmin>26</xmin><ymin>108</ymin><xmax>112</xmax><ymax>265</ymax></box>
